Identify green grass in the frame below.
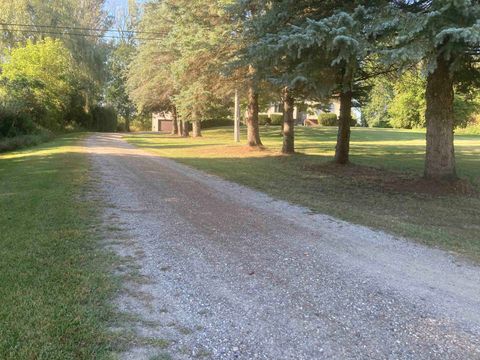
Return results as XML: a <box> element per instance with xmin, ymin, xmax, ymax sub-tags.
<box><xmin>0</xmin><ymin>134</ymin><xmax>117</xmax><ymax>359</ymax></box>
<box><xmin>125</xmin><ymin>126</ymin><xmax>480</xmax><ymax>262</ymax></box>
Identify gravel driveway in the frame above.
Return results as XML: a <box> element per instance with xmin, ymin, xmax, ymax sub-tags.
<box><xmin>86</xmin><ymin>133</ymin><xmax>480</xmax><ymax>360</ymax></box>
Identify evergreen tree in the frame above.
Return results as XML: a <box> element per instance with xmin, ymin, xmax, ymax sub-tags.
<box><xmin>127</xmin><ymin>1</ymin><xmax>181</xmax><ymax>132</ymax></box>
<box><xmin>128</xmin><ymin>0</ymin><xmax>235</xmax><ymax>137</ymax></box>
<box><xmin>248</xmin><ymin>3</ymin><xmax>386</xmax><ymax>163</ymax></box>
<box><xmin>383</xmin><ymin>0</ymin><xmax>480</xmax><ymax>179</ymax></box>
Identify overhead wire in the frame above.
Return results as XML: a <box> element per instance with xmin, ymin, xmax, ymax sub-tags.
<box><xmin>0</xmin><ymin>22</ymin><xmax>168</xmax><ymax>41</ymax></box>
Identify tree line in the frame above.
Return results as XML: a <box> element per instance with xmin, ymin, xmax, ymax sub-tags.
<box><xmin>127</xmin><ymin>0</ymin><xmax>480</xmax><ymax>181</ymax></box>
<box><xmin>0</xmin><ymin>0</ymin><xmax>136</xmax><ymax>140</ymax></box>
<box><xmin>0</xmin><ymin>0</ymin><xmax>479</xmax><ymax>182</ymax></box>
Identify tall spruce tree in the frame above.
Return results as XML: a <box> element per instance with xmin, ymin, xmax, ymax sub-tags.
<box><xmin>128</xmin><ymin>0</ymin><xmax>235</xmax><ymax>137</ymax></box>
<box><xmin>239</xmin><ymin>1</ymin><xmax>360</xmax><ymax>152</ymax></box>
<box><xmin>127</xmin><ymin>1</ymin><xmax>182</xmax><ymax>132</ymax></box>
<box><xmin>384</xmin><ymin>0</ymin><xmax>480</xmax><ymax>180</ymax></box>
<box><xmin>169</xmin><ymin>0</ymin><xmax>235</xmax><ymax>138</ymax></box>
<box><xmin>249</xmin><ymin>3</ymin><xmax>384</xmax><ymax>163</ymax></box>
<box><xmin>229</xmin><ymin>1</ymin><xmax>268</xmax><ymax>147</ymax></box>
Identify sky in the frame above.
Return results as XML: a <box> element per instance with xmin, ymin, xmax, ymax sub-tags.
<box><xmin>104</xmin><ymin>0</ymin><xmax>146</xmax><ymax>16</ymax></box>
<box><xmin>105</xmin><ymin>0</ymin><xmax>129</xmax><ymax>14</ymax></box>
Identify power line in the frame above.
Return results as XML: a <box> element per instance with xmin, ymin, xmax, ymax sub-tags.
<box><xmin>0</xmin><ymin>22</ymin><xmax>168</xmax><ymax>36</ymax></box>
<box><xmin>0</xmin><ymin>28</ymin><xmax>165</xmax><ymax>41</ymax></box>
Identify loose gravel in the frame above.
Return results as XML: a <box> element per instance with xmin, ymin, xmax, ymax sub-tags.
<box><xmin>86</xmin><ymin>133</ymin><xmax>480</xmax><ymax>360</ymax></box>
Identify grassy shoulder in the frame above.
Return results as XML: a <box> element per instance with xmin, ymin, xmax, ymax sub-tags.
<box><xmin>0</xmin><ymin>134</ymin><xmax>117</xmax><ymax>359</ymax></box>
<box><xmin>125</xmin><ymin>126</ymin><xmax>480</xmax><ymax>262</ymax></box>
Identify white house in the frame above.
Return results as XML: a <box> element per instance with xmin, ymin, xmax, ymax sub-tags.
<box><xmin>265</xmin><ymin>98</ymin><xmax>361</xmax><ymax>125</ymax></box>
<box><xmin>265</xmin><ymin>99</ymin><xmax>341</xmax><ymax>124</ymax></box>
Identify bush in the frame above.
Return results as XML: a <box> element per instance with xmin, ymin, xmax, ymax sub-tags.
<box><xmin>201</xmin><ymin>118</ymin><xmax>234</xmax><ymax>129</ymax></box>
<box><xmin>318</xmin><ymin>113</ymin><xmax>338</xmax><ymax>126</ymax></box>
<box><xmin>454</xmin><ymin>95</ymin><xmax>480</xmax><ymax>128</ymax></box>
<box><xmin>371</xmin><ymin>120</ymin><xmax>392</xmax><ymax>128</ymax></box>
<box><xmin>90</xmin><ymin>106</ymin><xmax>118</xmax><ymax>132</ymax></box>
<box><xmin>130</xmin><ymin>114</ymin><xmax>151</xmax><ymax>132</ymax></box>
<box><xmin>0</xmin><ymin>108</ymin><xmax>37</xmax><ymax>137</ymax></box>
<box><xmin>258</xmin><ymin>113</ymin><xmax>270</xmax><ymax>125</ymax></box>
<box><xmin>317</xmin><ymin>113</ymin><xmax>357</xmax><ymax>127</ymax></box>
<box><xmin>0</xmin><ymin>39</ymin><xmax>75</xmax><ymax>132</ymax></box>
<box><xmin>117</xmin><ymin>121</ymin><xmax>127</xmax><ymax>132</ymax></box>
<box><xmin>64</xmin><ymin>95</ymin><xmax>93</xmax><ymax>129</ymax></box>
<box><xmin>0</xmin><ymin>131</ymin><xmax>54</xmax><ymax>152</ymax></box>
<box><xmin>270</xmin><ymin>113</ymin><xmax>283</xmax><ymax>126</ymax></box>
<box><xmin>455</xmin><ymin>118</ymin><xmax>480</xmax><ymax>135</ymax></box>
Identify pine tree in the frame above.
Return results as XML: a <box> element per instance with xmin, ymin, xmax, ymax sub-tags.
<box><xmin>382</xmin><ymin>0</ymin><xmax>480</xmax><ymax>180</ymax></box>
<box><xmin>128</xmin><ymin>0</ymin><xmax>235</xmax><ymax>138</ymax></box>
<box><xmin>248</xmin><ymin>3</ymin><xmax>385</xmax><ymax>162</ymax></box>
<box><xmin>127</xmin><ymin>1</ymin><xmax>181</xmax><ymax>132</ymax></box>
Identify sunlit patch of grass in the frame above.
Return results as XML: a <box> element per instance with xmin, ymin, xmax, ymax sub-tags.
<box><xmin>0</xmin><ymin>134</ymin><xmax>118</xmax><ymax>359</ymax></box>
<box><xmin>126</xmin><ymin>126</ymin><xmax>480</xmax><ymax>262</ymax></box>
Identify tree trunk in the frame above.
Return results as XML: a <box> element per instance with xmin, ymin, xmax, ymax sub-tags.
<box><xmin>192</xmin><ymin>120</ymin><xmax>202</xmax><ymax>137</ymax></box>
<box><xmin>125</xmin><ymin>115</ymin><xmax>130</xmax><ymax>132</ymax></box>
<box><xmin>171</xmin><ymin>106</ymin><xmax>178</xmax><ymax>135</ymax></box>
<box><xmin>234</xmin><ymin>89</ymin><xmax>241</xmax><ymax>142</ymax></box>
<box><xmin>182</xmin><ymin>120</ymin><xmax>189</xmax><ymax>137</ymax></box>
<box><xmin>424</xmin><ymin>56</ymin><xmax>456</xmax><ymax>180</ymax></box>
<box><xmin>246</xmin><ymin>82</ymin><xmax>262</xmax><ymax>147</ymax></box>
<box><xmin>281</xmin><ymin>87</ymin><xmax>295</xmax><ymax>154</ymax></box>
<box><xmin>335</xmin><ymin>90</ymin><xmax>352</xmax><ymax>164</ymax></box>
<box><xmin>177</xmin><ymin>118</ymin><xmax>183</xmax><ymax>137</ymax></box>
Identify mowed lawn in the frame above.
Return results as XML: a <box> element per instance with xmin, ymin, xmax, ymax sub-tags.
<box><xmin>126</xmin><ymin>126</ymin><xmax>480</xmax><ymax>262</ymax></box>
<box><xmin>0</xmin><ymin>134</ymin><xmax>117</xmax><ymax>359</ymax></box>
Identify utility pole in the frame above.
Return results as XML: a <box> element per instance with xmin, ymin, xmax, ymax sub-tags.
<box><xmin>234</xmin><ymin>89</ymin><xmax>240</xmax><ymax>142</ymax></box>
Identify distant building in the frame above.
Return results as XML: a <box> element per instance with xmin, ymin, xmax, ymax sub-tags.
<box><xmin>152</xmin><ymin>111</ymin><xmax>174</xmax><ymax>132</ymax></box>
<box><xmin>265</xmin><ymin>99</ymin><xmax>341</xmax><ymax>125</ymax></box>
<box><xmin>265</xmin><ymin>98</ymin><xmax>361</xmax><ymax>125</ymax></box>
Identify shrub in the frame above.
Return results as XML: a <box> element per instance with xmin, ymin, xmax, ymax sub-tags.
<box><xmin>270</xmin><ymin>113</ymin><xmax>283</xmax><ymax>126</ymax></box>
<box><xmin>91</xmin><ymin>106</ymin><xmax>118</xmax><ymax>132</ymax></box>
<box><xmin>258</xmin><ymin>113</ymin><xmax>270</xmax><ymax>125</ymax></box>
<box><xmin>318</xmin><ymin>113</ymin><xmax>338</xmax><ymax>126</ymax></box>
<box><xmin>116</xmin><ymin>121</ymin><xmax>127</xmax><ymax>132</ymax></box>
<box><xmin>130</xmin><ymin>114</ymin><xmax>151</xmax><ymax>132</ymax></box>
<box><xmin>388</xmin><ymin>71</ymin><xmax>426</xmax><ymax>129</ymax></box>
<box><xmin>64</xmin><ymin>95</ymin><xmax>93</xmax><ymax>129</ymax></box>
<box><xmin>0</xmin><ymin>131</ymin><xmax>54</xmax><ymax>152</ymax></box>
<box><xmin>453</xmin><ymin>94</ymin><xmax>480</xmax><ymax>128</ymax></box>
<box><xmin>0</xmin><ymin>38</ymin><xmax>75</xmax><ymax>132</ymax></box>
<box><xmin>455</xmin><ymin>118</ymin><xmax>480</xmax><ymax>135</ymax></box>
<box><xmin>201</xmin><ymin>118</ymin><xmax>234</xmax><ymax>129</ymax></box>
<box><xmin>371</xmin><ymin>120</ymin><xmax>392</xmax><ymax>128</ymax></box>
<box><xmin>0</xmin><ymin>108</ymin><xmax>37</xmax><ymax>137</ymax></box>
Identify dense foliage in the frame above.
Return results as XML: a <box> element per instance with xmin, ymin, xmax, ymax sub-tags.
<box><xmin>0</xmin><ymin>39</ymin><xmax>76</xmax><ymax>134</ymax></box>
<box><xmin>0</xmin><ymin>0</ymin><xmax>114</xmax><ymax>138</ymax></box>
<box><xmin>364</xmin><ymin>71</ymin><xmax>480</xmax><ymax>129</ymax></box>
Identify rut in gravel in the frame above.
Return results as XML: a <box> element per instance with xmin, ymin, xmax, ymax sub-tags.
<box><xmin>86</xmin><ymin>133</ymin><xmax>480</xmax><ymax>360</ymax></box>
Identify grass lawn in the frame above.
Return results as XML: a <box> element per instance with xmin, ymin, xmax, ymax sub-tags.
<box><xmin>0</xmin><ymin>134</ymin><xmax>117</xmax><ymax>359</ymax></box>
<box><xmin>125</xmin><ymin>126</ymin><xmax>480</xmax><ymax>262</ymax></box>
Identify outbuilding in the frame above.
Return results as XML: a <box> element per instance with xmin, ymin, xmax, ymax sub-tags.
<box><xmin>152</xmin><ymin>111</ymin><xmax>173</xmax><ymax>132</ymax></box>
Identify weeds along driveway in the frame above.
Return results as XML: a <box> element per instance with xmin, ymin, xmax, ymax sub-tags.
<box><xmin>86</xmin><ymin>133</ymin><xmax>480</xmax><ymax>360</ymax></box>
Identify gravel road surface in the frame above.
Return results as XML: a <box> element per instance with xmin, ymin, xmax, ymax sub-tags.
<box><xmin>86</xmin><ymin>133</ymin><xmax>480</xmax><ymax>360</ymax></box>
